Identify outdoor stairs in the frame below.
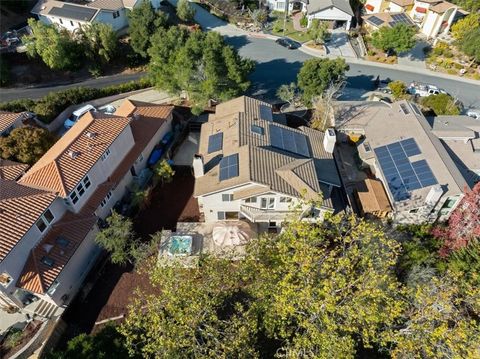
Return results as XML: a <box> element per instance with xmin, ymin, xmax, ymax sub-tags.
<box><xmin>25</xmin><ymin>299</ymin><xmax>59</xmax><ymax>319</ymax></box>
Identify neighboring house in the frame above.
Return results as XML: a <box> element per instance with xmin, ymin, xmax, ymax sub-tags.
<box><xmin>429</xmin><ymin>115</ymin><xmax>480</xmax><ymax>187</ymax></box>
<box><xmin>193</xmin><ymin>96</ymin><xmax>343</xmax><ymax>233</ymax></box>
<box><xmin>31</xmin><ymin>0</ymin><xmax>160</xmax><ymax>33</ymax></box>
<box><xmin>0</xmin><ymin>160</ymin><xmax>29</xmax><ymax>181</ymax></box>
<box><xmin>363</xmin><ymin>0</ymin><xmax>458</xmax><ymax>39</ymax></box>
<box><xmin>336</xmin><ymin>100</ymin><xmax>468</xmax><ymax>224</ymax></box>
<box><xmin>0</xmin><ymin>111</ymin><xmax>27</xmax><ymax>136</ymax></box>
<box><xmin>266</xmin><ymin>0</ymin><xmax>353</xmax><ymax>30</ymax></box>
<box><xmin>0</xmin><ymin>99</ymin><xmax>173</xmax><ymax>315</ymax></box>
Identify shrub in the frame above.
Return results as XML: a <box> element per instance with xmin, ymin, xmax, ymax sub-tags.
<box><xmin>300</xmin><ymin>15</ymin><xmax>308</xmax><ymax>28</ymax></box>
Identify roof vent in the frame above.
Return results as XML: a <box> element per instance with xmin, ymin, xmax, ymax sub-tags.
<box><xmin>132</xmin><ymin>112</ymin><xmax>140</xmax><ymax>120</ymax></box>
<box><xmin>68</xmin><ymin>150</ymin><xmax>80</xmax><ymax>159</ymax></box>
<box><xmin>85</xmin><ymin>131</ymin><xmax>97</xmax><ymax>139</ymax></box>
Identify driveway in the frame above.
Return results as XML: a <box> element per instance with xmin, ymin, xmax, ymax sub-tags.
<box><xmin>398</xmin><ymin>38</ymin><xmax>429</xmax><ymax>67</ymax></box>
<box><xmin>325</xmin><ymin>30</ymin><xmax>357</xmax><ymax>58</ymax></box>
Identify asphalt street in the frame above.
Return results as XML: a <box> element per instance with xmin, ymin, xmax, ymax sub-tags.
<box><xmin>1</xmin><ymin>2</ymin><xmax>479</xmax><ymax>109</ymax></box>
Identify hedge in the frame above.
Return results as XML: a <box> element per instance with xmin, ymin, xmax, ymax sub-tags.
<box><xmin>0</xmin><ymin>78</ymin><xmax>153</xmax><ymax>124</ymax></box>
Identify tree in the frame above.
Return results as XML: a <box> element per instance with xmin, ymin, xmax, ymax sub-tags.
<box><xmin>153</xmin><ymin>159</ymin><xmax>175</xmax><ymax>186</ymax></box>
<box><xmin>420</xmin><ymin>93</ymin><xmax>460</xmax><ymax>115</ymax></box>
<box><xmin>120</xmin><ymin>215</ymin><xmax>404</xmax><ymax>357</ymax></box>
<box><xmin>432</xmin><ymin>182</ymin><xmax>480</xmax><ymax>256</ymax></box>
<box><xmin>148</xmin><ymin>29</ymin><xmax>254</xmax><ymax>114</ymax></box>
<box><xmin>297</xmin><ymin>58</ymin><xmax>349</xmax><ymax>106</ymax></box>
<box><xmin>449</xmin><ymin>0</ymin><xmax>480</xmax><ymax>13</ymax></box>
<box><xmin>309</xmin><ymin>81</ymin><xmax>344</xmax><ymax>130</ymax></box>
<box><xmin>176</xmin><ymin>0</ymin><xmax>196</xmax><ymax>23</ymax></box>
<box><xmin>451</xmin><ymin>13</ymin><xmax>480</xmax><ymax>41</ymax></box>
<box><xmin>47</xmin><ymin>324</ymin><xmax>131</xmax><ymax>359</ymax></box>
<box><xmin>128</xmin><ymin>0</ymin><xmax>168</xmax><ymax>58</ymax></box>
<box><xmin>25</xmin><ymin>19</ymin><xmax>82</xmax><ymax>70</ymax></box>
<box><xmin>0</xmin><ymin>126</ymin><xmax>56</xmax><ymax>165</ymax></box>
<box><xmin>307</xmin><ymin>19</ymin><xmax>331</xmax><ymax>45</ymax></box>
<box><xmin>80</xmin><ymin>23</ymin><xmax>118</xmax><ymax>66</ymax></box>
<box><xmin>95</xmin><ymin>211</ymin><xmax>137</xmax><ymax>265</ymax></box>
<box><xmin>276</xmin><ymin>82</ymin><xmax>300</xmax><ymax>107</ymax></box>
<box><xmin>388</xmin><ymin>80</ymin><xmax>407</xmax><ymax>100</ymax></box>
<box><xmin>459</xmin><ymin>27</ymin><xmax>480</xmax><ymax>63</ymax></box>
<box><xmin>250</xmin><ymin>9</ymin><xmax>268</xmax><ymax>28</ymax></box>
<box><xmin>371</xmin><ymin>23</ymin><xmax>417</xmax><ymax>54</ymax></box>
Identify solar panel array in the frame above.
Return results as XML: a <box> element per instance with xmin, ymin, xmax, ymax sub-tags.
<box><xmin>49</xmin><ymin>4</ymin><xmax>98</xmax><ymax>21</ymax></box>
<box><xmin>208</xmin><ymin>132</ymin><xmax>223</xmax><ymax>153</ymax></box>
<box><xmin>368</xmin><ymin>16</ymin><xmax>384</xmax><ymax>26</ymax></box>
<box><xmin>389</xmin><ymin>13</ymin><xmax>415</xmax><ymax>27</ymax></box>
<box><xmin>219</xmin><ymin>154</ymin><xmax>239</xmax><ymax>181</ymax></box>
<box><xmin>269</xmin><ymin>124</ymin><xmax>310</xmax><ymax>157</ymax></box>
<box><xmin>374</xmin><ymin>138</ymin><xmax>437</xmax><ymax>201</ymax></box>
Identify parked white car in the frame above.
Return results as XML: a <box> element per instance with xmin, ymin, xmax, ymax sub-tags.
<box><xmin>407</xmin><ymin>82</ymin><xmax>447</xmax><ymax>97</ymax></box>
<box><xmin>467</xmin><ymin>109</ymin><xmax>480</xmax><ymax>120</ymax></box>
<box><xmin>64</xmin><ymin>104</ymin><xmax>96</xmax><ymax>129</ymax></box>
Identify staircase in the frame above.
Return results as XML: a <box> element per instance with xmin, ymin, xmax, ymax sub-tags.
<box><xmin>25</xmin><ymin>299</ymin><xmax>59</xmax><ymax>319</ymax></box>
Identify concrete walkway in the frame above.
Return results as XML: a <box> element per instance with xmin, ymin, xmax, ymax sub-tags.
<box><xmin>398</xmin><ymin>39</ymin><xmax>428</xmax><ymax>68</ymax></box>
<box><xmin>292</xmin><ymin>11</ymin><xmax>306</xmax><ymax>32</ymax></box>
<box><xmin>326</xmin><ymin>29</ymin><xmax>357</xmax><ymax>58</ymax></box>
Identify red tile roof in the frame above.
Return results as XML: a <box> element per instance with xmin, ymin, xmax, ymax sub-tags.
<box><xmin>0</xmin><ymin>159</ymin><xmax>29</xmax><ymax>181</ymax></box>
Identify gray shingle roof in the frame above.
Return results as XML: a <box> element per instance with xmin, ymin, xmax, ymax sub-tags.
<box><xmin>307</xmin><ymin>0</ymin><xmax>354</xmax><ymax>16</ymax></box>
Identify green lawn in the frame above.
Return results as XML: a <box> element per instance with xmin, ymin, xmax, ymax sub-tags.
<box><xmin>270</xmin><ymin>16</ymin><xmax>309</xmax><ymax>43</ymax></box>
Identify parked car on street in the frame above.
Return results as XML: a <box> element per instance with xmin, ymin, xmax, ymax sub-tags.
<box><xmin>467</xmin><ymin>109</ymin><xmax>480</xmax><ymax>120</ymax></box>
<box><xmin>275</xmin><ymin>37</ymin><xmax>300</xmax><ymax>50</ymax></box>
<box><xmin>64</xmin><ymin>104</ymin><xmax>96</xmax><ymax>129</ymax></box>
<box><xmin>406</xmin><ymin>82</ymin><xmax>447</xmax><ymax>97</ymax></box>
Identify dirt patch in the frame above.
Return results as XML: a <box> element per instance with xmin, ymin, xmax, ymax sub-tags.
<box><xmin>0</xmin><ymin>320</ymin><xmax>43</xmax><ymax>359</ymax></box>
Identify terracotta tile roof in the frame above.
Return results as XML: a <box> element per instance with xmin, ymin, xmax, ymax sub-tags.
<box><xmin>0</xmin><ymin>111</ymin><xmax>24</xmax><ymax>133</ymax></box>
<box><xmin>17</xmin><ymin>212</ymin><xmax>97</xmax><ymax>294</ymax></box>
<box><xmin>19</xmin><ymin>112</ymin><xmax>131</xmax><ymax>197</ymax></box>
<box><xmin>115</xmin><ymin>99</ymin><xmax>174</xmax><ymax>120</ymax></box>
<box><xmin>0</xmin><ymin>159</ymin><xmax>29</xmax><ymax>181</ymax></box>
<box><xmin>0</xmin><ymin>179</ymin><xmax>57</xmax><ymax>261</ymax></box>
<box><xmin>17</xmin><ymin>100</ymin><xmax>173</xmax><ymax>294</ymax></box>
<box><xmin>390</xmin><ymin>0</ymin><xmax>414</xmax><ymax>6</ymax></box>
<box><xmin>430</xmin><ymin>1</ymin><xmax>456</xmax><ymax>13</ymax></box>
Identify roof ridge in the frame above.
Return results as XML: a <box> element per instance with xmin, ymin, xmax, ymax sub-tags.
<box><xmin>53</xmin><ymin>159</ymin><xmax>68</xmax><ymax>196</ymax></box>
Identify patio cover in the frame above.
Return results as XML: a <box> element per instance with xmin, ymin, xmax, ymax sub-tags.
<box><xmin>212</xmin><ymin>221</ymin><xmax>255</xmax><ymax>247</ymax></box>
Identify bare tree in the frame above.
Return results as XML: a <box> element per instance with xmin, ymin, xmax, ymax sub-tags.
<box><xmin>309</xmin><ymin>81</ymin><xmax>345</xmax><ymax>131</ymax></box>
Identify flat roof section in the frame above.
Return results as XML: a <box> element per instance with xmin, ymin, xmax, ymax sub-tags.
<box><xmin>48</xmin><ymin>4</ymin><xmax>98</xmax><ymax>21</ymax></box>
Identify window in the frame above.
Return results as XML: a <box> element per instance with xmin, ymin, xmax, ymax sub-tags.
<box><xmin>135</xmin><ymin>153</ymin><xmax>144</xmax><ymax>165</ymax></box>
<box><xmin>261</xmin><ymin>197</ymin><xmax>275</xmax><ymax>209</ymax></box>
<box><xmin>218</xmin><ymin>212</ymin><xmax>226</xmax><ymax>220</ymax></box>
<box><xmin>67</xmin><ymin>175</ymin><xmax>91</xmax><ymax>205</ymax></box>
<box><xmin>268</xmin><ymin>221</ymin><xmax>277</xmax><ymax>228</ymax></box>
<box><xmin>101</xmin><ymin>148</ymin><xmax>111</xmax><ymax>161</ymax></box>
<box><xmin>245</xmin><ymin>197</ymin><xmax>257</xmax><ymax>203</ymax></box>
<box><xmin>69</xmin><ymin>191</ymin><xmax>79</xmax><ymax>204</ymax></box>
<box><xmin>280</xmin><ymin>197</ymin><xmax>292</xmax><ymax>203</ymax></box>
<box><xmin>276</xmin><ymin>2</ymin><xmax>285</xmax><ymax>9</ymax></box>
<box><xmin>363</xmin><ymin>142</ymin><xmax>372</xmax><ymax>153</ymax></box>
<box><xmin>83</xmin><ymin>176</ymin><xmax>91</xmax><ymax>189</ymax></box>
<box><xmin>36</xmin><ymin>209</ymin><xmax>54</xmax><ymax>232</ymax></box>
<box><xmin>113</xmin><ymin>10</ymin><xmax>120</xmax><ymax>18</ymax></box>
<box><xmin>222</xmin><ymin>194</ymin><xmax>234</xmax><ymax>202</ymax></box>
<box><xmin>47</xmin><ymin>280</ymin><xmax>60</xmax><ymax>295</ymax></box>
<box><xmin>251</xmin><ymin>125</ymin><xmax>264</xmax><ymax>135</ymax></box>
<box><xmin>225</xmin><ymin>211</ymin><xmax>238</xmax><ymax>220</ymax></box>
<box><xmin>41</xmin><ymin>256</ymin><xmax>55</xmax><ymax>267</ymax></box>
<box><xmin>100</xmin><ymin>191</ymin><xmax>113</xmax><ymax>207</ymax></box>
<box><xmin>409</xmin><ymin>208</ymin><xmax>419</xmax><ymax>213</ymax></box>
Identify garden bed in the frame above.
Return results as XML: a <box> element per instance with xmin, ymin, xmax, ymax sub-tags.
<box><xmin>0</xmin><ymin>320</ymin><xmax>43</xmax><ymax>359</ymax></box>
<box><xmin>366</xmin><ymin>54</ymin><xmax>397</xmax><ymax>64</ymax></box>
<box><xmin>426</xmin><ymin>42</ymin><xmax>480</xmax><ymax>80</ymax></box>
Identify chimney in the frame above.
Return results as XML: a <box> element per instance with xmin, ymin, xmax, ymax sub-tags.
<box><xmin>323</xmin><ymin>128</ymin><xmax>336</xmax><ymax>154</ymax></box>
<box><xmin>192</xmin><ymin>154</ymin><xmax>204</xmax><ymax>178</ymax></box>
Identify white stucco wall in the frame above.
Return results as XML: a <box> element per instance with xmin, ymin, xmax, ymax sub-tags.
<box><xmin>307</xmin><ymin>7</ymin><xmax>352</xmax><ymax>29</ymax></box>
<box><xmin>38</xmin><ymin>14</ymin><xmax>89</xmax><ymax>32</ymax></box>
<box><xmin>389</xmin><ymin>2</ymin><xmax>405</xmax><ymax>12</ymax></box>
<box><xmin>93</xmin><ymin>8</ymin><xmax>129</xmax><ymax>31</ymax></box>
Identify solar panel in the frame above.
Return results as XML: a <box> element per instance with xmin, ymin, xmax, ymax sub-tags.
<box><xmin>251</xmin><ymin>124</ymin><xmax>264</xmax><ymax>135</ymax></box>
<box><xmin>269</xmin><ymin>124</ymin><xmax>310</xmax><ymax>157</ymax></box>
<box><xmin>48</xmin><ymin>4</ymin><xmax>98</xmax><ymax>21</ymax></box>
<box><xmin>389</xmin><ymin>13</ymin><xmax>415</xmax><ymax>27</ymax></box>
<box><xmin>368</xmin><ymin>16</ymin><xmax>384</xmax><ymax>26</ymax></box>
<box><xmin>208</xmin><ymin>133</ymin><xmax>223</xmax><ymax>153</ymax></box>
<box><xmin>374</xmin><ymin>139</ymin><xmax>437</xmax><ymax>201</ymax></box>
<box><xmin>400</xmin><ymin>103</ymin><xmax>410</xmax><ymax>115</ymax></box>
<box><xmin>219</xmin><ymin>154</ymin><xmax>239</xmax><ymax>181</ymax></box>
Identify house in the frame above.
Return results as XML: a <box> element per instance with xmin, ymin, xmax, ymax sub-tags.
<box><xmin>363</xmin><ymin>0</ymin><xmax>458</xmax><ymax>39</ymax></box>
<box><xmin>193</xmin><ymin>96</ymin><xmax>343</xmax><ymax>233</ymax></box>
<box><xmin>429</xmin><ymin>115</ymin><xmax>480</xmax><ymax>187</ymax></box>
<box><xmin>0</xmin><ymin>111</ymin><xmax>28</xmax><ymax>136</ymax></box>
<box><xmin>266</xmin><ymin>0</ymin><xmax>354</xmax><ymax>30</ymax></box>
<box><xmin>336</xmin><ymin>100</ymin><xmax>468</xmax><ymax>224</ymax></box>
<box><xmin>0</xmin><ymin>99</ymin><xmax>173</xmax><ymax>315</ymax></box>
<box><xmin>31</xmin><ymin>0</ymin><xmax>160</xmax><ymax>33</ymax></box>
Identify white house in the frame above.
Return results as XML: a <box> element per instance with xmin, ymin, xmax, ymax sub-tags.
<box><xmin>193</xmin><ymin>96</ymin><xmax>342</xmax><ymax>233</ymax></box>
<box><xmin>305</xmin><ymin>0</ymin><xmax>354</xmax><ymax>29</ymax></box>
<box><xmin>31</xmin><ymin>0</ymin><xmax>161</xmax><ymax>33</ymax></box>
<box><xmin>336</xmin><ymin>100</ymin><xmax>467</xmax><ymax>224</ymax></box>
<box><xmin>363</xmin><ymin>0</ymin><xmax>457</xmax><ymax>39</ymax></box>
<box><xmin>0</xmin><ymin>99</ymin><xmax>173</xmax><ymax>317</ymax></box>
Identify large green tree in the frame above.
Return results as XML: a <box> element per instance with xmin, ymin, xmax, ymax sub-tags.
<box><xmin>449</xmin><ymin>0</ymin><xmax>480</xmax><ymax>13</ymax></box>
<box><xmin>25</xmin><ymin>19</ymin><xmax>82</xmax><ymax>70</ymax></box>
<box><xmin>451</xmin><ymin>13</ymin><xmax>480</xmax><ymax>41</ymax></box>
<box><xmin>371</xmin><ymin>23</ymin><xmax>417</xmax><ymax>54</ymax></box>
<box><xmin>176</xmin><ymin>0</ymin><xmax>196</xmax><ymax>22</ymax></box>
<box><xmin>127</xmin><ymin>0</ymin><xmax>168</xmax><ymax>58</ymax></box>
<box><xmin>420</xmin><ymin>93</ymin><xmax>461</xmax><ymax>115</ymax></box>
<box><xmin>0</xmin><ymin>126</ymin><xmax>56</xmax><ymax>165</ymax></box>
<box><xmin>80</xmin><ymin>23</ymin><xmax>118</xmax><ymax>65</ymax></box>
<box><xmin>148</xmin><ymin>28</ymin><xmax>254</xmax><ymax>114</ymax></box>
<box><xmin>297</xmin><ymin>58</ymin><xmax>349</xmax><ymax>106</ymax></box>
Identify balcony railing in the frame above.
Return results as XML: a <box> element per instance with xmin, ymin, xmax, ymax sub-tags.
<box><xmin>240</xmin><ymin>205</ymin><xmax>297</xmax><ymax>222</ymax></box>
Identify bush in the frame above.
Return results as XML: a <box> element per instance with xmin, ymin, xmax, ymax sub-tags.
<box><xmin>0</xmin><ymin>78</ymin><xmax>152</xmax><ymax>124</ymax></box>
<box><xmin>420</xmin><ymin>93</ymin><xmax>461</xmax><ymax>116</ymax></box>
<box><xmin>300</xmin><ymin>15</ymin><xmax>308</xmax><ymax>28</ymax></box>
<box><xmin>4</xmin><ymin>329</ymin><xmax>23</xmax><ymax>349</ymax></box>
